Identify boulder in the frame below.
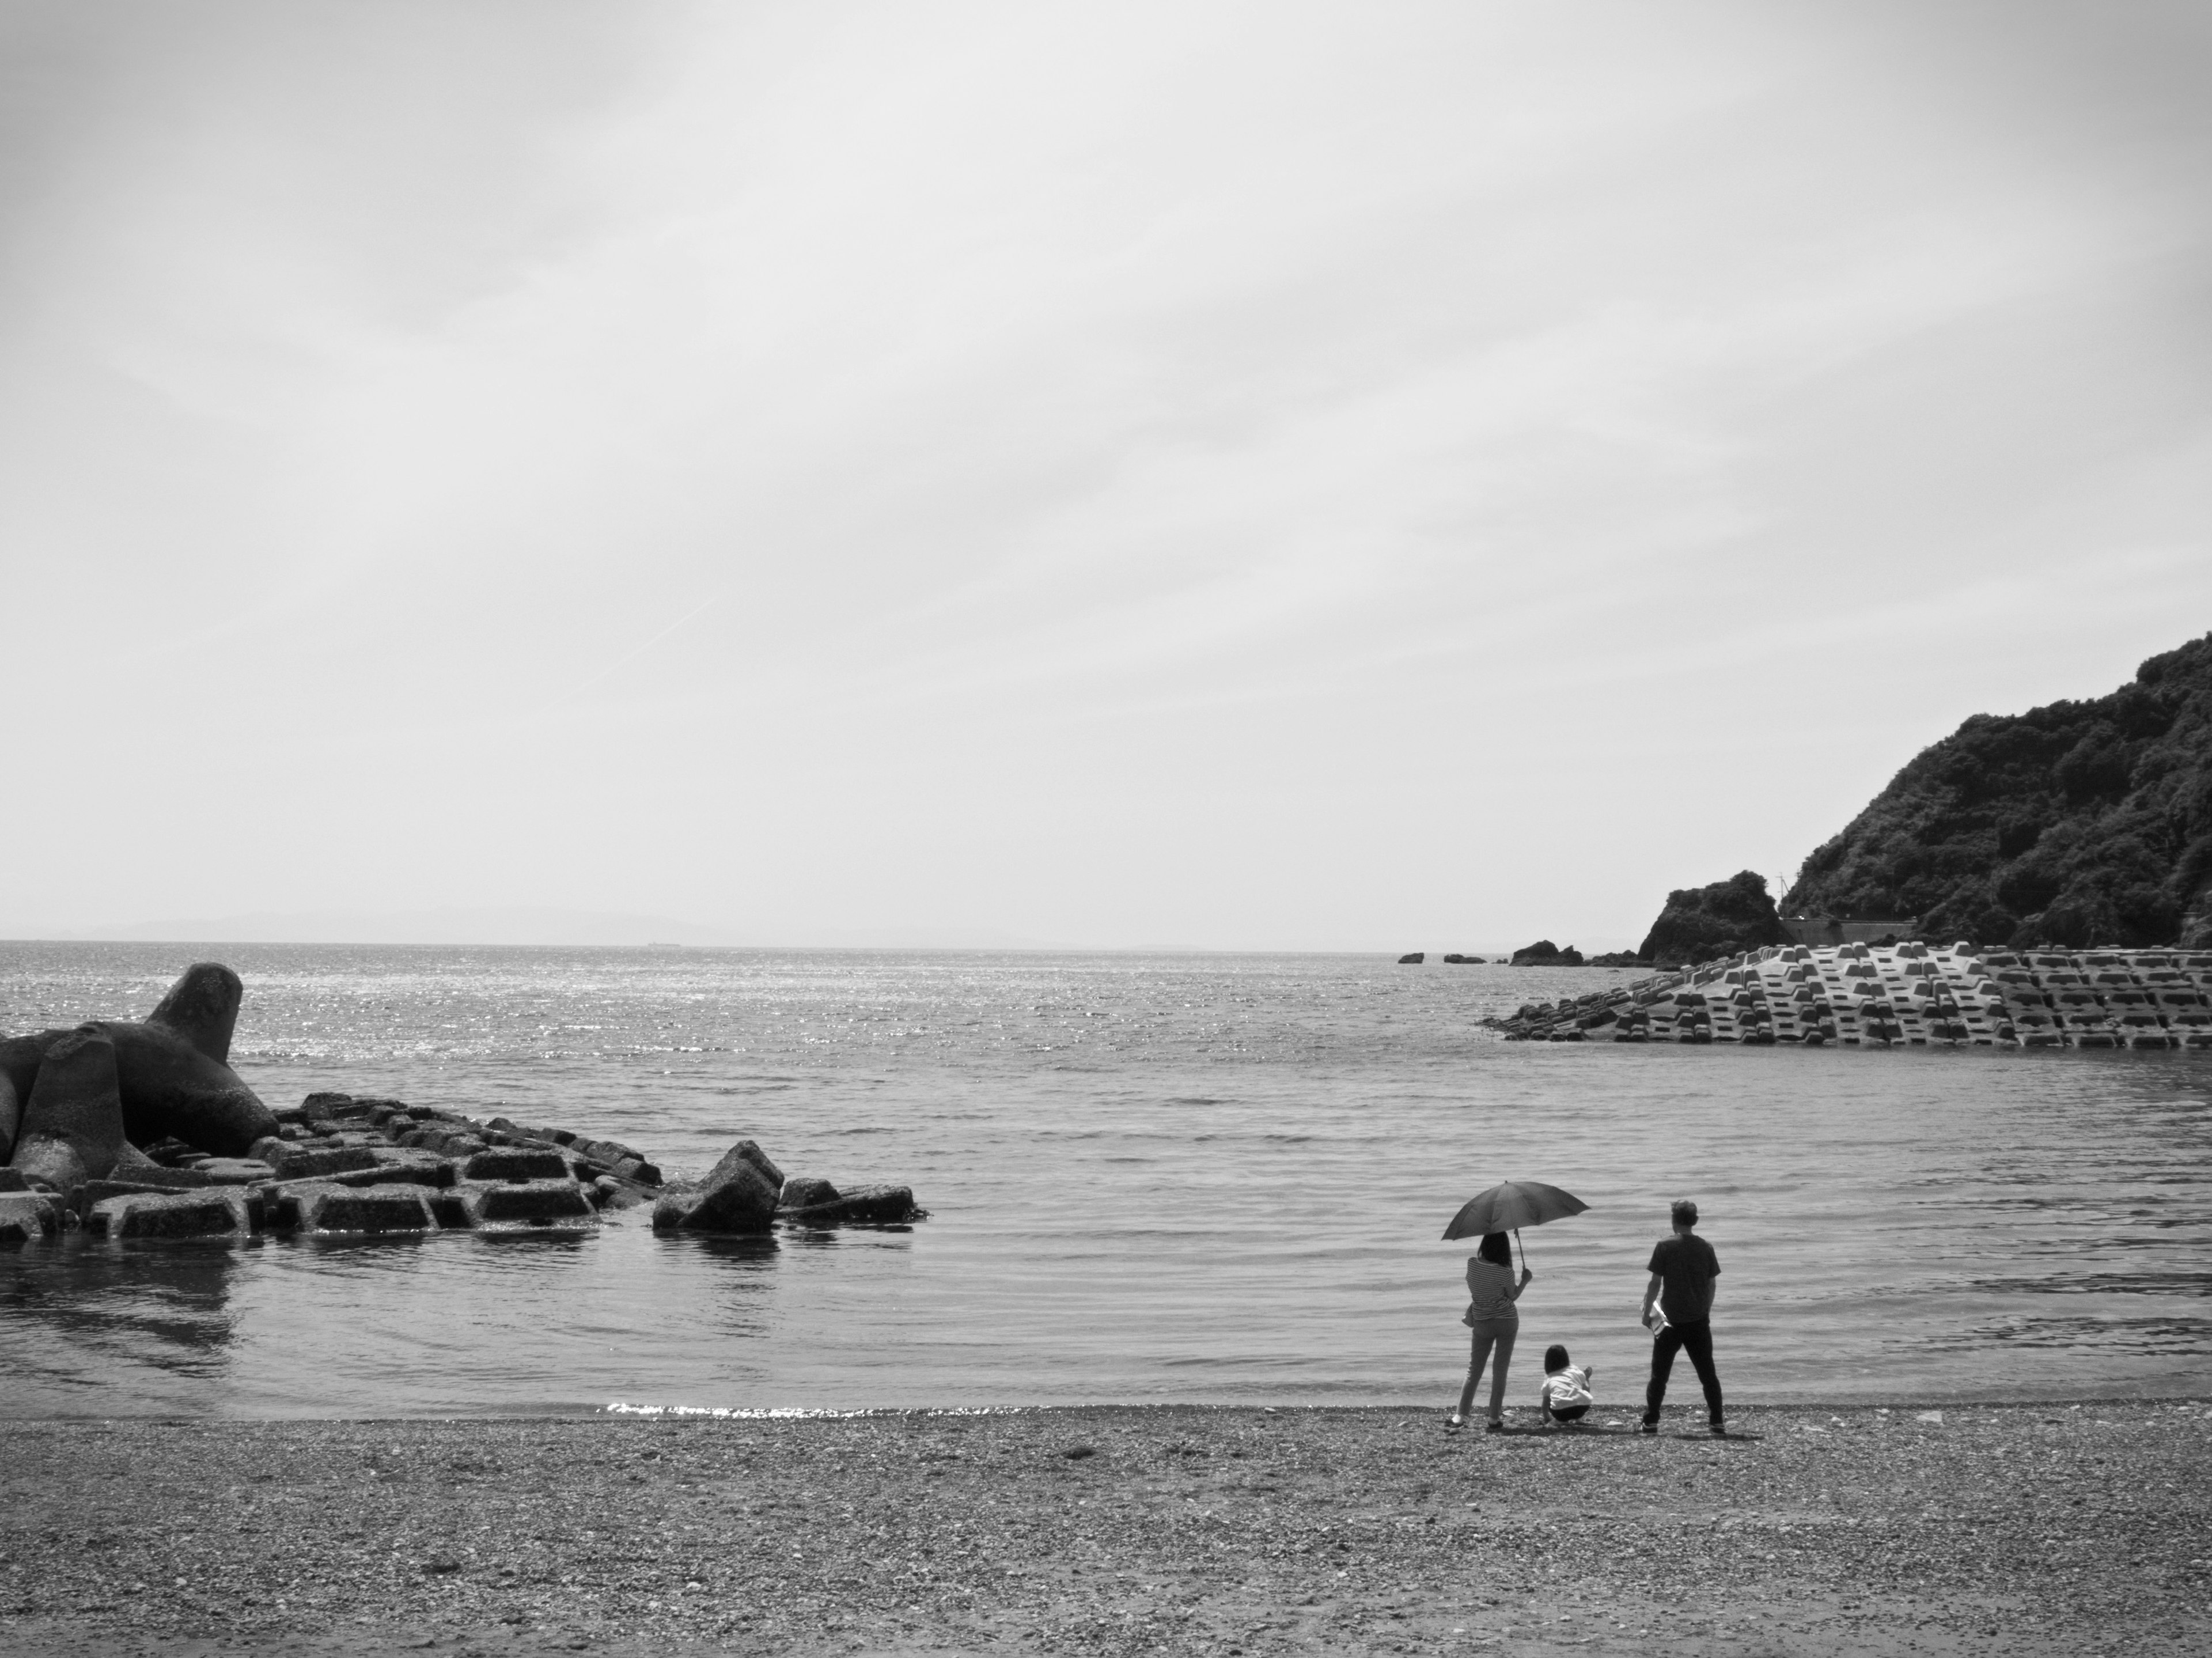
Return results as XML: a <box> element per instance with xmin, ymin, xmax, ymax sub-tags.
<box><xmin>0</xmin><ymin>1190</ymin><xmax>64</xmax><ymax>1244</ymax></box>
<box><xmin>0</xmin><ymin>1069</ymin><xmax>17</xmax><ymax>1164</ymax></box>
<box><xmin>10</xmin><ymin>1028</ymin><xmax>128</xmax><ymax>1191</ymax></box>
<box><xmin>704</xmin><ymin>1139</ymin><xmax>785</xmax><ymax>1192</ymax></box>
<box><xmin>778</xmin><ymin>1176</ymin><xmax>840</xmax><ymax>1210</ymax></box>
<box><xmin>89</xmin><ymin>1188</ymin><xmax>252</xmax><ymax>1240</ymax></box>
<box><xmin>0</xmin><ymin>1167</ymin><xmax>26</xmax><ymax>1192</ymax></box>
<box><xmin>652</xmin><ymin>1157</ymin><xmax>778</xmax><ymax>1235</ymax></box>
<box><xmin>1397</xmin><ymin>952</ymin><xmax>1424</xmax><ymax>964</ymax></box>
<box><xmin>782</xmin><ymin>1184</ymin><xmax>920</xmax><ymax>1225</ymax></box>
<box><xmin>462</xmin><ymin>1148</ymin><xmax>571</xmax><ymax>1183</ymax></box>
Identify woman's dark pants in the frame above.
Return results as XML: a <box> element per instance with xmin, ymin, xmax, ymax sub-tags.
<box><xmin>1644</xmin><ymin>1320</ymin><xmax>1723</xmax><ymax>1425</ymax></box>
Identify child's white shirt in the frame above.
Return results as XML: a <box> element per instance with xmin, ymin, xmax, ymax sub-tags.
<box><xmin>1538</xmin><ymin>1365</ymin><xmax>1594</xmax><ymax>1410</ymax></box>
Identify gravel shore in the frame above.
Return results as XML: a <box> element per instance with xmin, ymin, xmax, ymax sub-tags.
<box><xmin>3</xmin><ymin>1402</ymin><xmax>2206</xmax><ymax>1656</ymax></box>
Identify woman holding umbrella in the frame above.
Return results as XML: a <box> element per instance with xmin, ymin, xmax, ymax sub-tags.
<box><xmin>1450</xmin><ymin>1231</ymin><xmax>1532</xmax><ymax>1430</ymax></box>
<box><xmin>1442</xmin><ymin>1180</ymin><xmax>1586</xmax><ymax>1432</ymax></box>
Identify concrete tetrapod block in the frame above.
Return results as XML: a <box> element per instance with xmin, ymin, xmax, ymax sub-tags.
<box><xmin>99</xmin><ymin>963</ymin><xmax>278</xmax><ymax>1153</ymax></box>
<box><xmin>11</xmin><ymin>1028</ymin><xmax>128</xmax><ymax>1193</ymax></box>
<box><xmin>457</xmin><ymin>1178</ymin><xmax>596</xmax><ymax>1228</ymax></box>
<box><xmin>0</xmin><ymin>1191</ymin><xmax>65</xmax><ymax>1244</ymax></box>
<box><xmin>146</xmin><ymin>962</ymin><xmax>244</xmax><ymax>1064</ymax></box>
<box><xmin>89</xmin><ymin>1188</ymin><xmax>252</xmax><ymax>1240</ymax></box>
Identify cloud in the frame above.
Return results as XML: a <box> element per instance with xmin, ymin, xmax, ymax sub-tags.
<box><xmin>3</xmin><ymin>2</ymin><xmax>2208</xmax><ymax>947</ymax></box>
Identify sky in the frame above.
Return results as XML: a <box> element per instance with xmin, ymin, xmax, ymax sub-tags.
<box><xmin>3</xmin><ymin>1</ymin><xmax>2209</xmax><ymax>951</ymax></box>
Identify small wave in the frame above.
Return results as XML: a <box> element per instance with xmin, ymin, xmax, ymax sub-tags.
<box><xmin>605</xmin><ymin>1402</ymin><xmax>1021</xmax><ymax>1418</ymax></box>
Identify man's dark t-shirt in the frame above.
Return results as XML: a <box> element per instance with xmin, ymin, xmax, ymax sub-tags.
<box><xmin>1649</xmin><ymin>1233</ymin><xmax>1721</xmax><ymax>1323</ymax></box>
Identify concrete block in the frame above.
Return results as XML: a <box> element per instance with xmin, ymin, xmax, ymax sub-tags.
<box><xmin>0</xmin><ymin>1191</ymin><xmax>63</xmax><ymax>1244</ymax></box>
<box><xmin>461</xmin><ymin>1179</ymin><xmax>594</xmax><ymax>1227</ymax></box>
<box><xmin>293</xmin><ymin>1183</ymin><xmax>438</xmax><ymax>1233</ymax></box>
<box><xmin>90</xmin><ymin>1189</ymin><xmax>251</xmax><ymax>1240</ymax></box>
<box><xmin>461</xmin><ymin>1148</ymin><xmax>570</xmax><ymax>1183</ymax></box>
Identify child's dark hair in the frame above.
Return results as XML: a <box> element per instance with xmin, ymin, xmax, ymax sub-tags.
<box><xmin>1544</xmin><ymin>1343</ymin><xmax>1570</xmax><ymax>1373</ymax></box>
<box><xmin>1477</xmin><ymin>1231</ymin><xmax>1511</xmax><ymax>1266</ymax></box>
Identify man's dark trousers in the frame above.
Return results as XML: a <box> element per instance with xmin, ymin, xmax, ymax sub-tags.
<box><xmin>1645</xmin><ymin>1320</ymin><xmax>1723</xmax><ymax>1425</ymax></box>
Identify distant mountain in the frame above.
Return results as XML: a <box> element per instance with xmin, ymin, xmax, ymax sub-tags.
<box><xmin>22</xmin><ymin>908</ymin><xmax>1058</xmax><ymax>949</ymax></box>
<box><xmin>1783</xmin><ymin>633</ymin><xmax>2212</xmax><ymax>949</ymax></box>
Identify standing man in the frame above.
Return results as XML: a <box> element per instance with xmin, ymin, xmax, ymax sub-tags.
<box><xmin>1640</xmin><ymin>1198</ymin><xmax>1724</xmax><ymax>1435</ymax></box>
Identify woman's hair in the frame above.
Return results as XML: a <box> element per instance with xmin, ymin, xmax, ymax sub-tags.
<box><xmin>1544</xmin><ymin>1343</ymin><xmax>1570</xmax><ymax>1373</ymax></box>
<box><xmin>1477</xmin><ymin>1231</ymin><xmax>1511</xmax><ymax>1266</ymax></box>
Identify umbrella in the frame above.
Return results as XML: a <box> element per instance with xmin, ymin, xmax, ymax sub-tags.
<box><xmin>1441</xmin><ymin>1179</ymin><xmax>1589</xmax><ymax>1270</ymax></box>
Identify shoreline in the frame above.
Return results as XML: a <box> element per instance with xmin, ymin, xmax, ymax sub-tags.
<box><xmin>7</xmin><ymin>1381</ymin><xmax>2210</xmax><ymax>1425</ymax></box>
<box><xmin>4</xmin><ymin>1401</ymin><xmax>2206</xmax><ymax>1656</ymax></box>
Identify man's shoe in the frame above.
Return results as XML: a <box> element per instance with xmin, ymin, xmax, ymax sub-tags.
<box><xmin>1710</xmin><ymin>1421</ymin><xmax>1728</xmax><ymax>1437</ymax></box>
<box><xmin>1639</xmin><ymin>1420</ymin><xmax>1658</xmax><ymax>1434</ymax></box>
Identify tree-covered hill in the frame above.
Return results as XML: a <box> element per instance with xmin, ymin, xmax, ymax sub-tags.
<box><xmin>1782</xmin><ymin>633</ymin><xmax>2212</xmax><ymax>949</ymax></box>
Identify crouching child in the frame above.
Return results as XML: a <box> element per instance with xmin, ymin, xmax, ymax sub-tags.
<box><xmin>1537</xmin><ymin>1344</ymin><xmax>1595</xmax><ymax>1425</ymax></box>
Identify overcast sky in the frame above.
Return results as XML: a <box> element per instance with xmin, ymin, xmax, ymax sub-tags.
<box><xmin>3</xmin><ymin>1</ymin><xmax>2209</xmax><ymax>950</ymax></box>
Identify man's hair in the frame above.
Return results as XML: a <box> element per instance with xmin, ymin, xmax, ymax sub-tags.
<box><xmin>1671</xmin><ymin>1198</ymin><xmax>1699</xmax><ymax>1227</ymax></box>
<box><xmin>1543</xmin><ymin>1343</ymin><xmax>1570</xmax><ymax>1373</ymax></box>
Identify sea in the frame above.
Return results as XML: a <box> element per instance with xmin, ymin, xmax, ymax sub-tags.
<box><xmin>2</xmin><ymin>942</ymin><xmax>2207</xmax><ymax>1419</ymax></box>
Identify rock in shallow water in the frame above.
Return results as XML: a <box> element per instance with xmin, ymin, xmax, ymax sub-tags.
<box><xmin>782</xmin><ymin>1184</ymin><xmax>921</xmax><ymax>1226</ymax></box>
<box><xmin>778</xmin><ymin>1176</ymin><xmax>839</xmax><ymax>1210</ymax></box>
<box><xmin>705</xmin><ymin>1139</ymin><xmax>783</xmax><ymax>1193</ymax></box>
<box><xmin>652</xmin><ymin>1153</ymin><xmax>779</xmax><ymax>1235</ymax></box>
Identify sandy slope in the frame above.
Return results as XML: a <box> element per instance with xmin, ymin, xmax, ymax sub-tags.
<box><xmin>1</xmin><ymin>1402</ymin><xmax>2206</xmax><ymax>1656</ymax></box>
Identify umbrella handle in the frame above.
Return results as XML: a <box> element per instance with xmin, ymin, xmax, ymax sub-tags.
<box><xmin>1515</xmin><ymin>1228</ymin><xmax>1525</xmax><ymax>1274</ymax></box>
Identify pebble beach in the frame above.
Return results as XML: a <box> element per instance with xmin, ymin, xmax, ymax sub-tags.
<box><xmin>3</xmin><ymin>1400</ymin><xmax>2206</xmax><ymax>1656</ymax></box>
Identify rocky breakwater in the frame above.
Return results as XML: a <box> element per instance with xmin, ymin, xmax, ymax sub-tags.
<box><xmin>0</xmin><ymin>961</ymin><xmax>929</xmax><ymax>1248</ymax></box>
<box><xmin>0</xmin><ymin>962</ymin><xmax>668</xmax><ymax>1246</ymax></box>
<box><xmin>653</xmin><ymin>1137</ymin><xmax>926</xmax><ymax>1235</ymax></box>
<box><xmin>1484</xmin><ymin>939</ymin><xmax>2212</xmax><ymax>1049</ymax></box>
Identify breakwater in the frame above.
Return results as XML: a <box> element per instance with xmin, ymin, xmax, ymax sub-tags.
<box><xmin>1487</xmin><ymin>941</ymin><xmax>2212</xmax><ymax>1047</ymax></box>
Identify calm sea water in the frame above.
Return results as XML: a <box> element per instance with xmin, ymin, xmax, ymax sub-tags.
<box><xmin>2</xmin><ymin>942</ymin><xmax>2207</xmax><ymax>1418</ymax></box>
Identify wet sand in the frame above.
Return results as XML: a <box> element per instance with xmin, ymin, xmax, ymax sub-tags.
<box><xmin>2</xmin><ymin>1402</ymin><xmax>2206</xmax><ymax>1656</ymax></box>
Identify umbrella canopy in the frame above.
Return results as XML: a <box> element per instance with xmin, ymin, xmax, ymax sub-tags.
<box><xmin>1441</xmin><ymin>1180</ymin><xmax>1588</xmax><ymax>1241</ymax></box>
